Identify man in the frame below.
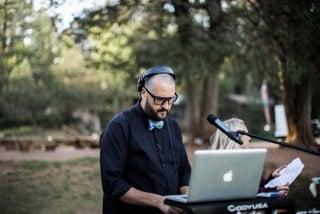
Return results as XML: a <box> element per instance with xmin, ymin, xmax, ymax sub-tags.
<box><xmin>100</xmin><ymin>66</ymin><xmax>191</xmax><ymax>214</ymax></box>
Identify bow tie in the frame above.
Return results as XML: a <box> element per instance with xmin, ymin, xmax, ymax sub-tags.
<box><xmin>148</xmin><ymin>119</ymin><xmax>164</xmax><ymax>130</ymax></box>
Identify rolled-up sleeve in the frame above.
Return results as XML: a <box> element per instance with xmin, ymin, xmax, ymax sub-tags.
<box><xmin>100</xmin><ymin>117</ymin><xmax>131</xmax><ymax>198</ymax></box>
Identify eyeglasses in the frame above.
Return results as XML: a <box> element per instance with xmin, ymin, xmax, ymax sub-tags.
<box><xmin>143</xmin><ymin>87</ymin><xmax>178</xmax><ymax>105</ymax></box>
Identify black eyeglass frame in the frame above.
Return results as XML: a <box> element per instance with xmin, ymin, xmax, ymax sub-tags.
<box><xmin>143</xmin><ymin>87</ymin><xmax>178</xmax><ymax>105</ymax></box>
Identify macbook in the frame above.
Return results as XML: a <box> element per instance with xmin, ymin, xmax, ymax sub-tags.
<box><xmin>165</xmin><ymin>149</ymin><xmax>267</xmax><ymax>203</ymax></box>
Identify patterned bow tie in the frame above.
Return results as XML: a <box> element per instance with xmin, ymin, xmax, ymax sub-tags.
<box><xmin>148</xmin><ymin>119</ymin><xmax>164</xmax><ymax>130</ymax></box>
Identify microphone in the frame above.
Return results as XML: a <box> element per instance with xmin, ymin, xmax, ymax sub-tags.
<box><xmin>207</xmin><ymin>114</ymin><xmax>243</xmax><ymax>145</ymax></box>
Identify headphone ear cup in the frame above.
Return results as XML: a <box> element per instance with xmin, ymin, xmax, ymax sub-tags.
<box><xmin>137</xmin><ymin>77</ymin><xmax>144</xmax><ymax>92</ymax></box>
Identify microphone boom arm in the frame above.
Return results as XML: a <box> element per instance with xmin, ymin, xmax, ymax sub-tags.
<box><xmin>237</xmin><ymin>130</ymin><xmax>320</xmax><ymax>157</ymax></box>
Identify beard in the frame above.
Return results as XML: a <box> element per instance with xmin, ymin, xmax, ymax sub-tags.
<box><xmin>144</xmin><ymin>98</ymin><xmax>168</xmax><ymax>121</ymax></box>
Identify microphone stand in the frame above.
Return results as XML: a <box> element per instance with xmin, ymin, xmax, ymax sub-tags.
<box><xmin>237</xmin><ymin>130</ymin><xmax>320</xmax><ymax>157</ymax></box>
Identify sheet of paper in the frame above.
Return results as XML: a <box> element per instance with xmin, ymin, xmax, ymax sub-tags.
<box><xmin>264</xmin><ymin>158</ymin><xmax>304</xmax><ymax>188</ymax></box>
<box><xmin>256</xmin><ymin>191</ymin><xmax>284</xmax><ymax>198</ymax></box>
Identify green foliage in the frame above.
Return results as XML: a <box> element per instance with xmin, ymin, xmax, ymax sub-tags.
<box><xmin>0</xmin><ymin>1</ymin><xmax>136</xmax><ymax>129</ymax></box>
<box><xmin>2</xmin><ymin>126</ymin><xmax>35</xmax><ymax>137</ymax></box>
<box><xmin>0</xmin><ymin>7</ymin><xmax>60</xmax><ymax>128</ymax></box>
<box><xmin>0</xmin><ymin>0</ymin><xmax>33</xmax><ymax>92</ymax></box>
<box><xmin>0</xmin><ymin>0</ymin><xmax>319</xmax><ymax>137</ymax></box>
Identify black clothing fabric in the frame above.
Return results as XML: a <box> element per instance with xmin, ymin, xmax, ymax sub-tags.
<box><xmin>259</xmin><ymin>174</ymin><xmax>277</xmax><ymax>193</ymax></box>
<box><xmin>100</xmin><ymin>103</ymin><xmax>191</xmax><ymax>214</ymax></box>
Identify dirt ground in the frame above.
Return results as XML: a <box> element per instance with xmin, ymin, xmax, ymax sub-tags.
<box><xmin>1</xmin><ymin>142</ymin><xmax>319</xmax><ymax>178</ymax></box>
<box><xmin>0</xmin><ymin>145</ymin><xmax>99</xmax><ymax>161</ymax></box>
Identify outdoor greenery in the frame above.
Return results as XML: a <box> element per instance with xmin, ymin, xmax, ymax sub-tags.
<box><xmin>1</xmin><ymin>1</ymin><xmax>319</xmax><ymax>144</ymax></box>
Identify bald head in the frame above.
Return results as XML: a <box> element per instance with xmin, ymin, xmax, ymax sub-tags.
<box><xmin>144</xmin><ymin>73</ymin><xmax>175</xmax><ymax>91</ymax></box>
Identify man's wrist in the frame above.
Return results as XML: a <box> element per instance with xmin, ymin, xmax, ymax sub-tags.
<box><xmin>152</xmin><ymin>193</ymin><xmax>165</xmax><ymax>209</ymax></box>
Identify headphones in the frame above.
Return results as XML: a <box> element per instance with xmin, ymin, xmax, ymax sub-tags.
<box><xmin>137</xmin><ymin>66</ymin><xmax>175</xmax><ymax>92</ymax></box>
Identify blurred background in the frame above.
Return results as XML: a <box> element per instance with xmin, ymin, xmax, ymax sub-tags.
<box><xmin>0</xmin><ymin>0</ymin><xmax>319</xmax><ymax>213</ymax></box>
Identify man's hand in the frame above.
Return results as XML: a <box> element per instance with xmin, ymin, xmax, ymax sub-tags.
<box><xmin>158</xmin><ymin>203</ymin><xmax>183</xmax><ymax>214</ymax></box>
<box><xmin>272</xmin><ymin>165</ymin><xmax>289</xmax><ymax>196</ymax></box>
<box><xmin>276</xmin><ymin>183</ymin><xmax>290</xmax><ymax>196</ymax></box>
<box><xmin>272</xmin><ymin>165</ymin><xmax>287</xmax><ymax>177</ymax></box>
<box><xmin>120</xmin><ymin>187</ymin><xmax>184</xmax><ymax>213</ymax></box>
<box><xmin>157</xmin><ymin>197</ymin><xmax>184</xmax><ymax>214</ymax></box>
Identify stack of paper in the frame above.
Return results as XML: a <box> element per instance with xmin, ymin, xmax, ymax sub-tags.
<box><xmin>264</xmin><ymin>158</ymin><xmax>304</xmax><ymax>188</ymax></box>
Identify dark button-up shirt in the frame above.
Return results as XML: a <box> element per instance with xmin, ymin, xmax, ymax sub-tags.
<box><xmin>100</xmin><ymin>103</ymin><xmax>191</xmax><ymax>214</ymax></box>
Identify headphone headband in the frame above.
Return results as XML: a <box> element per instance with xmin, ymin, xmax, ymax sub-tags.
<box><xmin>137</xmin><ymin>66</ymin><xmax>175</xmax><ymax>92</ymax></box>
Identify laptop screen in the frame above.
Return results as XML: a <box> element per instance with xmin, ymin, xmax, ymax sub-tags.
<box><xmin>187</xmin><ymin>149</ymin><xmax>267</xmax><ymax>202</ymax></box>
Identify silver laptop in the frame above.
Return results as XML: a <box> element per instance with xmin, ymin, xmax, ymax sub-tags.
<box><xmin>165</xmin><ymin>149</ymin><xmax>267</xmax><ymax>203</ymax></box>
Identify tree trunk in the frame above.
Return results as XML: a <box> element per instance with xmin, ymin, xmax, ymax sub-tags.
<box><xmin>184</xmin><ymin>75</ymin><xmax>201</xmax><ymax>144</ymax></box>
<box><xmin>282</xmin><ymin>72</ymin><xmax>316</xmax><ymax>147</ymax></box>
<box><xmin>199</xmin><ymin>70</ymin><xmax>219</xmax><ymax>142</ymax></box>
<box><xmin>184</xmin><ymin>70</ymin><xmax>219</xmax><ymax>144</ymax></box>
<box><xmin>174</xmin><ymin>0</ymin><xmax>223</xmax><ymax>144</ymax></box>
